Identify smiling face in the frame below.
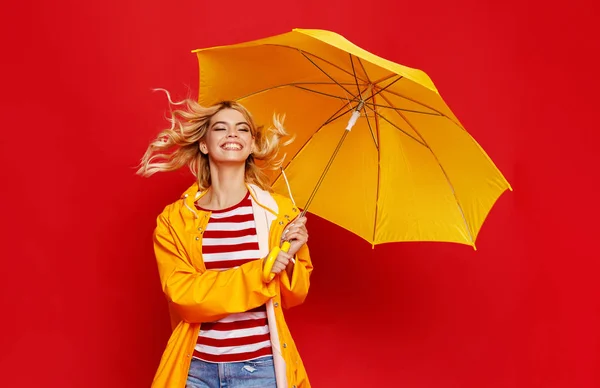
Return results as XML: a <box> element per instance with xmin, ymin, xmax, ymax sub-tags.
<box><xmin>199</xmin><ymin>108</ymin><xmax>256</xmax><ymax>165</ymax></box>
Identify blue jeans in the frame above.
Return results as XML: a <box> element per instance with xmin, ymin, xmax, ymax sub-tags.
<box><xmin>186</xmin><ymin>356</ymin><xmax>276</xmax><ymax>388</ymax></box>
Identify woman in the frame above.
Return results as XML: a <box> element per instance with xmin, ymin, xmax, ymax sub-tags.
<box><xmin>137</xmin><ymin>93</ymin><xmax>313</xmax><ymax>388</ymax></box>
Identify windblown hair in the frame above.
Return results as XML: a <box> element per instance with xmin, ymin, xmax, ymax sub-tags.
<box><xmin>137</xmin><ymin>90</ymin><xmax>293</xmax><ymax>191</ymax></box>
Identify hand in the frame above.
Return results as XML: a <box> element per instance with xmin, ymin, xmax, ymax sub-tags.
<box><xmin>281</xmin><ymin>216</ymin><xmax>308</xmax><ymax>257</ymax></box>
<box><xmin>270</xmin><ymin>250</ymin><xmax>293</xmax><ymax>275</ymax></box>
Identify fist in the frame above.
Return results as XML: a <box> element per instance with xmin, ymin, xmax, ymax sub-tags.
<box><xmin>281</xmin><ymin>216</ymin><xmax>309</xmax><ymax>257</ymax></box>
<box><xmin>270</xmin><ymin>250</ymin><xmax>293</xmax><ymax>274</ymax></box>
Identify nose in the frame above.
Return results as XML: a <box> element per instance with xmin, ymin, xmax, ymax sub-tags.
<box><xmin>226</xmin><ymin>128</ymin><xmax>238</xmax><ymax>137</ymax></box>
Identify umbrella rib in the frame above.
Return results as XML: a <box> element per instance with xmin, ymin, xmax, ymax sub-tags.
<box><xmin>238</xmin><ymin>82</ymin><xmax>440</xmax><ymax>119</ymax></box>
<box><xmin>291</xmin><ymin>85</ymin><xmax>356</xmax><ymax>102</ymax></box>
<box><xmin>277</xmin><ymin>88</ymin><xmax>379</xmax><ymax>166</ymax></box>
<box><xmin>291</xmin><ymin>75</ymin><xmax>406</xmax><ymax>121</ymax></box>
<box><xmin>350</xmin><ymin>54</ymin><xmax>378</xmax><ymax>148</ymax></box>
<box><xmin>380</xmin><ymin>89</ymin><xmax>466</xmax><ymax>131</ymax></box>
<box><xmin>236</xmin><ymin>82</ymin><xmax>359</xmax><ymax>101</ymax></box>
<box><xmin>272</xmin><ymin>101</ymin><xmax>352</xmax><ymax>185</ymax></box>
<box><xmin>372</xmin><ymin>75</ymin><xmax>467</xmax><ymax>129</ymax></box>
<box><xmin>364</xmin><ymin>101</ymin><xmax>441</xmax><ymax>116</ymax></box>
<box><xmin>260</xmin><ymin>43</ymin><xmax>369</xmax><ymax>83</ymax></box>
<box><xmin>356</xmin><ymin>57</ymin><xmax>372</xmax><ymax>84</ymax></box>
<box><xmin>362</xmin><ymin>102</ymin><xmax>379</xmax><ymax>150</ymax></box>
<box><xmin>240</xmin><ymin>82</ymin><xmax>380</xmax><ymax>151</ymax></box>
<box><xmin>354</xmin><ymin>75</ymin><xmax>430</xmax><ymax>149</ymax></box>
<box><xmin>298</xmin><ymin>50</ymin><xmax>358</xmax><ymax>99</ymax></box>
<box><xmin>370</xmin><ymin>75</ymin><xmax>403</xmax><ymax>98</ymax></box>
<box><xmin>323</xmin><ymin>105</ymin><xmax>359</xmax><ymax>125</ymax></box>
<box><xmin>365</xmin><ymin>77</ymin><xmax>446</xmax><ymax>145</ymax></box>
<box><xmin>371</xmin><ymin>73</ymin><xmax>399</xmax><ymax>86</ymax></box>
<box><xmin>364</xmin><ymin>105</ymin><xmax>427</xmax><ymax>147</ymax></box>
<box><xmin>355</xmin><ymin>55</ymin><xmax>381</xmax><ymax>150</ymax></box>
<box><xmin>378</xmin><ymin>93</ymin><xmax>475</xmax><ymax>245</ymax></box>
<box><xmin>316</xmin><ymin>88</ymin><xmax>379</xmax><ymax>149</ymax></box>
<box><xmin>350</xmin><ymin>54</ymin><xmax>364</xmax><ymax>101</ymax></box>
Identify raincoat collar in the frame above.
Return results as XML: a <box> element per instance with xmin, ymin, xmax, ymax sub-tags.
<box><xmin>179</xmin><ymin>182</ymin><xmax>279</xmax><ymax>216</ymax></box>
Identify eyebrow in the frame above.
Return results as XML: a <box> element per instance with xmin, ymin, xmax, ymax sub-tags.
<box><xmin>211</xmin><ymin>121</ymin><xmax>250</xmax><ymax>127</ymax></box>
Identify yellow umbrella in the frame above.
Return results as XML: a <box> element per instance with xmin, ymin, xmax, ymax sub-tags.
<box><xmin>192</xmin><ymin>29</ymin><xmax>512</xmax><ymax>254</ymax></box>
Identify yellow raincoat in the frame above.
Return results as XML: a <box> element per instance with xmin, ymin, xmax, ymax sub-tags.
<box><xmin>151</xmin><ymin>182</ymin><xmax>313</xmax><ymax>387</ymax></box>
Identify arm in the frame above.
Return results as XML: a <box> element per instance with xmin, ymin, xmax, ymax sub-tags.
<box><xmin>154</xmin><ymin>214</ymin><xmax>277</xmax><ymax>323</ymax></box>
<box><xmin>279</xmin><ymin>243</ymin><xmax>313</xmax><ymax>309</ymax></box>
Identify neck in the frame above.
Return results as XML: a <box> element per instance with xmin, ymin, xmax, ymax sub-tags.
<box><xmin>203</xmin><ymin>163</ymin><xmax>248</xmax><ymax>209</ymax></box>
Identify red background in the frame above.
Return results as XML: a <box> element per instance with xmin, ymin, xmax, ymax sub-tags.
<box><xmin>1</xmin><ymin>0</ymin><xmax>599</xmax><ymax>387</ymax></box>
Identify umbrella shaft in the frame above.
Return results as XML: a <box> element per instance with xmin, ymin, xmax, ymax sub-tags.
<box><xmin>301</xmin><ymin>129</ymin><xmax>350</xmax><ymax>217</ymax></box>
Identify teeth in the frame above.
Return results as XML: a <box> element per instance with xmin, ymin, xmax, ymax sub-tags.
<box><xmin>222</xmin><ymin>143</ymin><xmax>242</xmax><ymax>150</ymax></box>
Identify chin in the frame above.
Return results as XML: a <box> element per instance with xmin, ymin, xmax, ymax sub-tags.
<box><xmin>212</xmin><ymin>156</ymin><xmax>250</xmax><ymax>165</ymax></box>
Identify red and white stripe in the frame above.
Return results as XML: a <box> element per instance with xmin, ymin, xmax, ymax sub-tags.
<box><xmin>194</xmin><ymin>194</ymin><xmax>272</xmax><ymax>363</ymax></box>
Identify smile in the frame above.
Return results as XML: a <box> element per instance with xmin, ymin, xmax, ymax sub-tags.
<box><xmin>221</xmin><ymin>142</ymin><xmax>243</xmax><ymax>150</ymax></box>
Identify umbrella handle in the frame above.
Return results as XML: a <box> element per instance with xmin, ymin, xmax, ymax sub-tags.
<box><xmin>262</xmin><ymin>241</ymin><xmax>291</xmax><ymax>283</ymax></box>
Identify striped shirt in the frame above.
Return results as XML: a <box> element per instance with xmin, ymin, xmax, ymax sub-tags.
<box><xmin>193</xmin><ymin>193</ymin><xmax>272</xmax><ymax>363</ymax></box>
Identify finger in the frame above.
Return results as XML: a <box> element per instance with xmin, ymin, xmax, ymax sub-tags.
<box><xmin>271</xmin><ymin>262</ymin><xmax>286</xmax><ymax>274</ymax></box>
<box><xmin>290</xmin><ymin>224</ymin><xmax>308</xmax><ymax>235</ymax></box>
<box><xmin>290</xmin><ymin>228</ymin><xmax>308</xmax><ymax>239</ymax></box>
<box><xmin>279</xmin><ymin>250</ymin><xmax>292</xmax><ymax>258</ymax></box>
<box><xmin>285</xmin><ymin>231</ymin><xmax>308</xmax><ymax>243</ymax></box>
<box><xmin>282</xmin><ymin>225</ymin><xmax>297</xmax><ymax>236</ymax></box>
<box><xmin>271</xmin><ymin>262</ymin><xmax>281</xmax><ymax>274</ymax></box>
<box><xmin>281</xmin><ymin>231</ymin><xmax>301</xmax><ymax>245</ymax></box>
<box><xmin>285</xmin><ymin>217</ymin><xmax>307</xmax><ymax>231</ymax></box>
<box><xmin>281</xmin><ymin>227</ymin><xmax>295</xmax><ymax>240</ymax></box>
<box><xmin>283</xmin><ymin>229</ymin><xmax>299</xmax><ymax>240</ymax></box>
<box><xmin>286</xmin><ymin>224</ymin><xmax>306</xmax><ymax>235</ymax></box>
<box><xmin>277</xmin><ymin>253</ymin><xmax>291</xmax><ymax>265</ymax></box>
<box><xmin>290</xmin><ymin>217</ymin><xmax>307</xmax><ymax>227</ymax></box>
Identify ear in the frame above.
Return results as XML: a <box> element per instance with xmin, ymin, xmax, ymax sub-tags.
<box><xmin>199</xmin><ymin>141</ymin><xmax>208</xmax><ymax>155</ymax></box>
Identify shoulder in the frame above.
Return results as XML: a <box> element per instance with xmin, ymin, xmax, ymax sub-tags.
<box><xmin>155</xmin><ymin>201</ymin><xmax>179</xmax><ymax>229</ymax></box>
<box><xmin>156</xmin><ymin>185</ymin><xmax>206</xmax><ymax>228</ymax></box>
<box><xmin>158</xmin><ymin>200</ymin><xmax>178</xmax><ymax>218</ymax></box>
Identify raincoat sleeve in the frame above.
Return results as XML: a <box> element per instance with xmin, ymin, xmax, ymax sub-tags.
<box><xmin>154</xmin><ymin>214</ymin><xmax>277</xmax><ymax>323</ymax></box>
<box><xmin>279</xmin><ymin>243</ymin><xmax>313</xmax><ymax>309</ymax></box>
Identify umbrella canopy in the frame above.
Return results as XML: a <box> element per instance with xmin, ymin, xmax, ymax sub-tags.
<box><xmin>192</xmin><ymin>28</ymin><xmax>511</xmax><ymax>248</ymax></box>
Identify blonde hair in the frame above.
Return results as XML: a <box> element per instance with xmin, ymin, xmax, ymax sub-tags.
<box><xmin>137</xmin><ymin>90</ymin><xmax>293</xmax><ymax>191</ymax></box>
